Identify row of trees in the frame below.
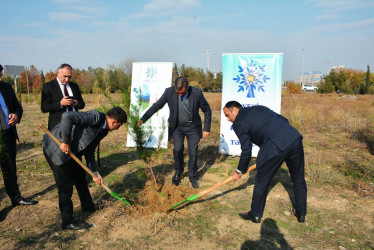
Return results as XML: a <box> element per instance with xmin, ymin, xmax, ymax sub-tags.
<box><xmin>318</xmin><ymin>65</ymin><xmax>374</xmax><ymax>94</ymax></box>
<box><xmin>2</xmin><ymin>60</ymin><xmax>372</xmax><ymax>95</ymax></box>
<box><xmin>1</xmin><ymin>60</ymin><xmax>223</xmax><ymax>94</ymax></box>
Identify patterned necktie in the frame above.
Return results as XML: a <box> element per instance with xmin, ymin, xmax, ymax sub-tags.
<box><xmin>63</xmin><ymin>85</ymin><xmax>73</xmax><ymax>111</ymax></box>
<box><xmin>0</xmin><ymin>104</ymin><xmax>8</xmax><ymax>130</ymax></box>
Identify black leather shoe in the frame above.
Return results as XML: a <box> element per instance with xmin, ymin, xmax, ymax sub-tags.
<box><xmin>14</xmin><ymin>198</ymin><xmax>38</xmax><ymax>206</ymax></box>
<box><xmin>292</xmin><ymin>208</ymin><xmax>306</xmax><ymax>223</ymax></box>
<box><xmin>239</xmin><ymin>211</ymin><xmax>261</xmax><ymax>223</ymax></box>
<box><xmin>297</xmin><ymin>215</ymin><xmax>305</xmax><ymax>223</ymax></box>
<box><xmin>191</xmin><ymin>180</ymin><xmax>199</xmax><ymax>189</ymax></box>
<box><xmin>62</xmin><ymin>221</ymin><xmax>92</xmax><ymax>230</ymax></box>
<box><xmin>172</xmin><ymin>172</ymin><xmax>182</xmax><ymax>186</ymax></box>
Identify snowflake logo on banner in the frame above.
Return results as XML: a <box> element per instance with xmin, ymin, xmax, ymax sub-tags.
<box><xmin>232</xmin><ymin>60</ymin><xmax>270</xmax><ymax>98</ymax></box>
<box><xmin>146</xmin><ymin>67</ymin><xmax>158</xmax><ymax>79</ymax></box>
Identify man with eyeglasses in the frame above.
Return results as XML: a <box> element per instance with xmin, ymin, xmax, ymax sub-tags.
<box><xmin>41</xmin><ymin>63</ymin><xmax>85</xmax><ymax>130</ymax></box>
<box><xmin>0</xmin><ymin>64</ymin><xmax>38</xmax><ymax>207</ymax></box>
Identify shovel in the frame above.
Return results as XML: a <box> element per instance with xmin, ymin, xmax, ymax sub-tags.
<box><xmin>169</xmin><ymin>164</ymin><xmax>256</xmax><ymax>211</ymax></box>
<box><xmin>40</xmin><ymin>124</ymin><xmax>130</xmax><ymax>205</ymax></box>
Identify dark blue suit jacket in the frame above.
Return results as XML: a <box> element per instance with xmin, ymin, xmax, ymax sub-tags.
<box><xmin>233</xmin><ymin>106</ymin><xmax>302</xmax><ymax>173</ymax></box>
<box><xmin>0</xmin><ymin>81</ymin><xmax>23</xmax><ymax>141</ymax></box>
<box><xmin>140</xmin><ymin>86</ymin><xmax>211</xmax><ymax>139</ymax></box>
<box><xmin>42</xmin><ymin>110</ymin><xmax>108</xmax><ymax>171</ymax></box>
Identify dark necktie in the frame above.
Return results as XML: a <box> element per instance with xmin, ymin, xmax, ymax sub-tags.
<box><xmin>0</xmin><ymin>104</ymin><xmax>8</xmax><ymax>130</ymax></box>
<box><xmin>63</xmin><ymin>85</ymin><xmax>73</xmax><ymax>111</ymax></box>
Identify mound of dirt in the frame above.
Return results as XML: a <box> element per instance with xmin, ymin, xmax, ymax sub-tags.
<box><xmin>128</xmin><ymin>180</ymin><xmax>194</xmax><ymax>215</ymax></box>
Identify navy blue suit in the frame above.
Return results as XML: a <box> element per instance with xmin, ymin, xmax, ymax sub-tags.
<box><xmin>233</xmin><ymin>105</ymin><xmax>307</xmax><ymax>218</ymax></box>
<box><xmin>140</xmin><ymin>86</ymin><xmax>211</xmax><ymax>181</ymax></box>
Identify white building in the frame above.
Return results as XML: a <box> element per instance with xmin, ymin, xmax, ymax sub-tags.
<box><xmin>296</xmin><ymin>71</ymin><xmax>323</xmax><ymax>85</ymax></box>
<box><xmin>331</xmin><ymin>65</ymin><xmax>345</xmax><ymax>72</ymax></box>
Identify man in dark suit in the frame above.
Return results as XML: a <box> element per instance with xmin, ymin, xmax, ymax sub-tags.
<box><xmin>41</xmin><ymin>63</ymin><xmax>85</xmax><ymax>130</ymax></box>
<box><xmin>42</xmin><ymin>107</ymin><xmax>127</xmax><ymax>230</ymax></box>
<box><xmin>137</xmin><ymin>77</ymin><xmax>211</xmax><ymax>188</ymax></box>
<box><xmin>223</xmin><ymin>101</ymin><xmax>307</xmax><ymax>223</ymax></box>
<box><xmin>0</xmin><ymin>64</ymin><xmax>38</xmax><ymax>206</ymax></box>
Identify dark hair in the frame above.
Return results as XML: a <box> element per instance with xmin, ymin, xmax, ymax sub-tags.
<box><xmin>224</xmin><ymin>101</ymin><xmax>243</xmax><ymax>110</ymax></box>
<box><xmin>174</xmin><ymin>76</ymin><xmax>189</xmax><ymax>91</ymax></box>
<box><xmin>0</xmin><ymin>64</ymin><xmax>3</xmax><ymax>72</ymax></box>
<box><xmin>57</xmin><ymin>63</ymin><xmax>73</xmax><ymax>71</ymax></box>
<box><xmin>106</xmin><ymin>107</ymin><xmax>127</xmax><ymax>123</ymax></box>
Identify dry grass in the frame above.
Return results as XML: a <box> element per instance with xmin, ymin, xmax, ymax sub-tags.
<box><xmin>281</xmin><ymin>93</ymin><xmax>373</xmax><ymax>133</ymax></box>
<box><xmin>280</xmin><ymin>93</ymin><xmax>374</xmax><ymax>193</ymax></box>
<box><xmin>203</xmin><ymin>92</ymin><xmax>222</xmax><ymax>111</ymax></box>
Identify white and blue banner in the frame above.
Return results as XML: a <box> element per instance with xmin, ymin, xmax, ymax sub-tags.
<box><xmin>126</xmin><ymin>62</ymin><xmax>173</xmax><ymax>149</ymax></box>
<box><xmin>219</xmin><ymin>53</ymin><xmax>283</xmax><ymax>157</ymax></box>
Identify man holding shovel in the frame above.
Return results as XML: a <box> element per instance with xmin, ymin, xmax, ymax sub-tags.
<box><xmin>42</xmin><ymin>107</ymin><xmax>127</xmax><ymax>230</ymax></box>
<box><xmin>223</xmin><ymin>101</ymin><xmax>307</xmax><ymax>223</ymax></box>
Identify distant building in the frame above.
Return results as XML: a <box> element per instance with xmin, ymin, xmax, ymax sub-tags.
<box><xmin>296</xmin><ymin>71</ymin><xmax>323</xmax><ymax>85</ymax></box>
<box><xmin>331</xmin><ymin>65</ymin><xmax>345</xmax><ymax>72</ymax></box>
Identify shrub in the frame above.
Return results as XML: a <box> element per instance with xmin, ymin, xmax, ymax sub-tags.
<box><xmin>286</xmin><ymin>81</ymin><xmax>301</xmax><ymax>94</ymax></box>
<box><xmin>318</xmin><ymin>80</ymin><xmax>335</xmax><ymax>93</ymax></box>
<box><xmin>339</xmin><ymin>80</ymin><xmax>353</xmax><ymax>94</ymax></box>
<box><xmin>368</xmin><ymin>85</ymin><xmax>374</xmax><ymax>95</ymax></box>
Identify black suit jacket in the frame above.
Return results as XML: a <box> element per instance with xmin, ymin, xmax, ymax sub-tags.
<box><xmin>233</xmin><ymin>106</ymin><xmax>302</xmax><ymax>173</ymax></box>
<box><xmin>41</xmin><ymin>79</ymin><xmax>85</xmax><ymax>130</ymax></box>
<box><xmin>140</xmin><ymin>86</ymin><xmax>211</xmax><ymax>139</ymax></box>
<box><xmin>0</xmin><ymin>81</ymin><xmax>23</xmax><ymax>141</ymax></box>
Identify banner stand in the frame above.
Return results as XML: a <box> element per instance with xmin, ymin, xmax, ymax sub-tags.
<box><xmin>219</xmin><ymin>53</ymin><xmax>283</xmax><ymax>157</ymax></box>
<box><xmin>126</xmin><ymin>62</ymin><xmax>173</xmax><ymax>149</ymax></box>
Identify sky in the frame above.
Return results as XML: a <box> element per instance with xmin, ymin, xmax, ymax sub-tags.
<box><xmin>1</xmin><ymin>0</ymin><xmax>374</xmax><ymax>81</ymax></box>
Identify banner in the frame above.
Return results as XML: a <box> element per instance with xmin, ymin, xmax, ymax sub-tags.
<box><xmin>219</xmin><ymin>53</ymin><xmax>283</xmax><ymax>156</ymax></box>
<box><xmin>126</xmin><ymin>62</ymin><xmax>173</xmax><ymax>149</ymax></box>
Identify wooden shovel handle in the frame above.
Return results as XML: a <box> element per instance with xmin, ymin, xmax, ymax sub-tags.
<box><xmin>40</xmin><ymin>124</ymin><xmax>112</xmax><ymax>194</ymax></box>
<box><xmin>197</xmin><ymin>164</ymin><xmax>257</xmax><ymax>198</ymax></box>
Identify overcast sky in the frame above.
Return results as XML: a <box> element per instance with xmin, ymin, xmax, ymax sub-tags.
<box><xmin>1</xmin><ymin>0</ymin><xmax>373</xmax><ymax>81</ymax></box>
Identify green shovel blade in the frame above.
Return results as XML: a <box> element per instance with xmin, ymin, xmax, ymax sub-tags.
<box><xmin>169</xmin><ymin>194</ymin><xmax>199</xmax><ymax>210</ymax></box>
<box><xmin>110</xmin><ymin>191</ymin><xmax>131</xmax><ymax>205</ymax></box>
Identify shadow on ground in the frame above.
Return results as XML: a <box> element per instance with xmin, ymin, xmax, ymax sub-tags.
<box><xmin>17</xmin><ymin>142</ymin><xmax>37</xmax><ymax>154</ymax></box>
<box><xmin>0</xmin><ymin>206</ymin><xmax>13</xmax><ymax>222</ymax></box>
<box><xmin>197</xmin><ymin>145</ymin><xmax>221</xmax><ymax>179</ymax></box>
<box><xmin>352</xmin><ymin>128</ymin><xmax>374</xmax><ymax>155</ymax></box>
<box><xmin>241</xmin><ymin>218</ymin><xmax>293</xmax><ymax>250</ymax></box>
<box><xmin>97</xmin><ymin>150</ymin><xmax>139</xmax><ymax>179</ymax></box>
<box><xmin>14</xmin><ymin>222</ymin><xmax>77</xmax><ymax>249</ymax></box>
<box><xmin>0</xmin><ymin>187</ymin><xmax>58</xmax><ymax>222</ymax></box>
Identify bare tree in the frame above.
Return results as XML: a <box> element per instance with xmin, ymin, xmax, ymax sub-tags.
<box><xmin>118</xmin><ymin>57</ymin><xmax>136</xmax><ymax>75</ymax></box>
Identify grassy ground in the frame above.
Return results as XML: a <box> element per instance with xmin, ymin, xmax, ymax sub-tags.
<box><xmin>0</xmin><ymin>92</ymin><xmax>373</xmax><ymax>249</ymax></box>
